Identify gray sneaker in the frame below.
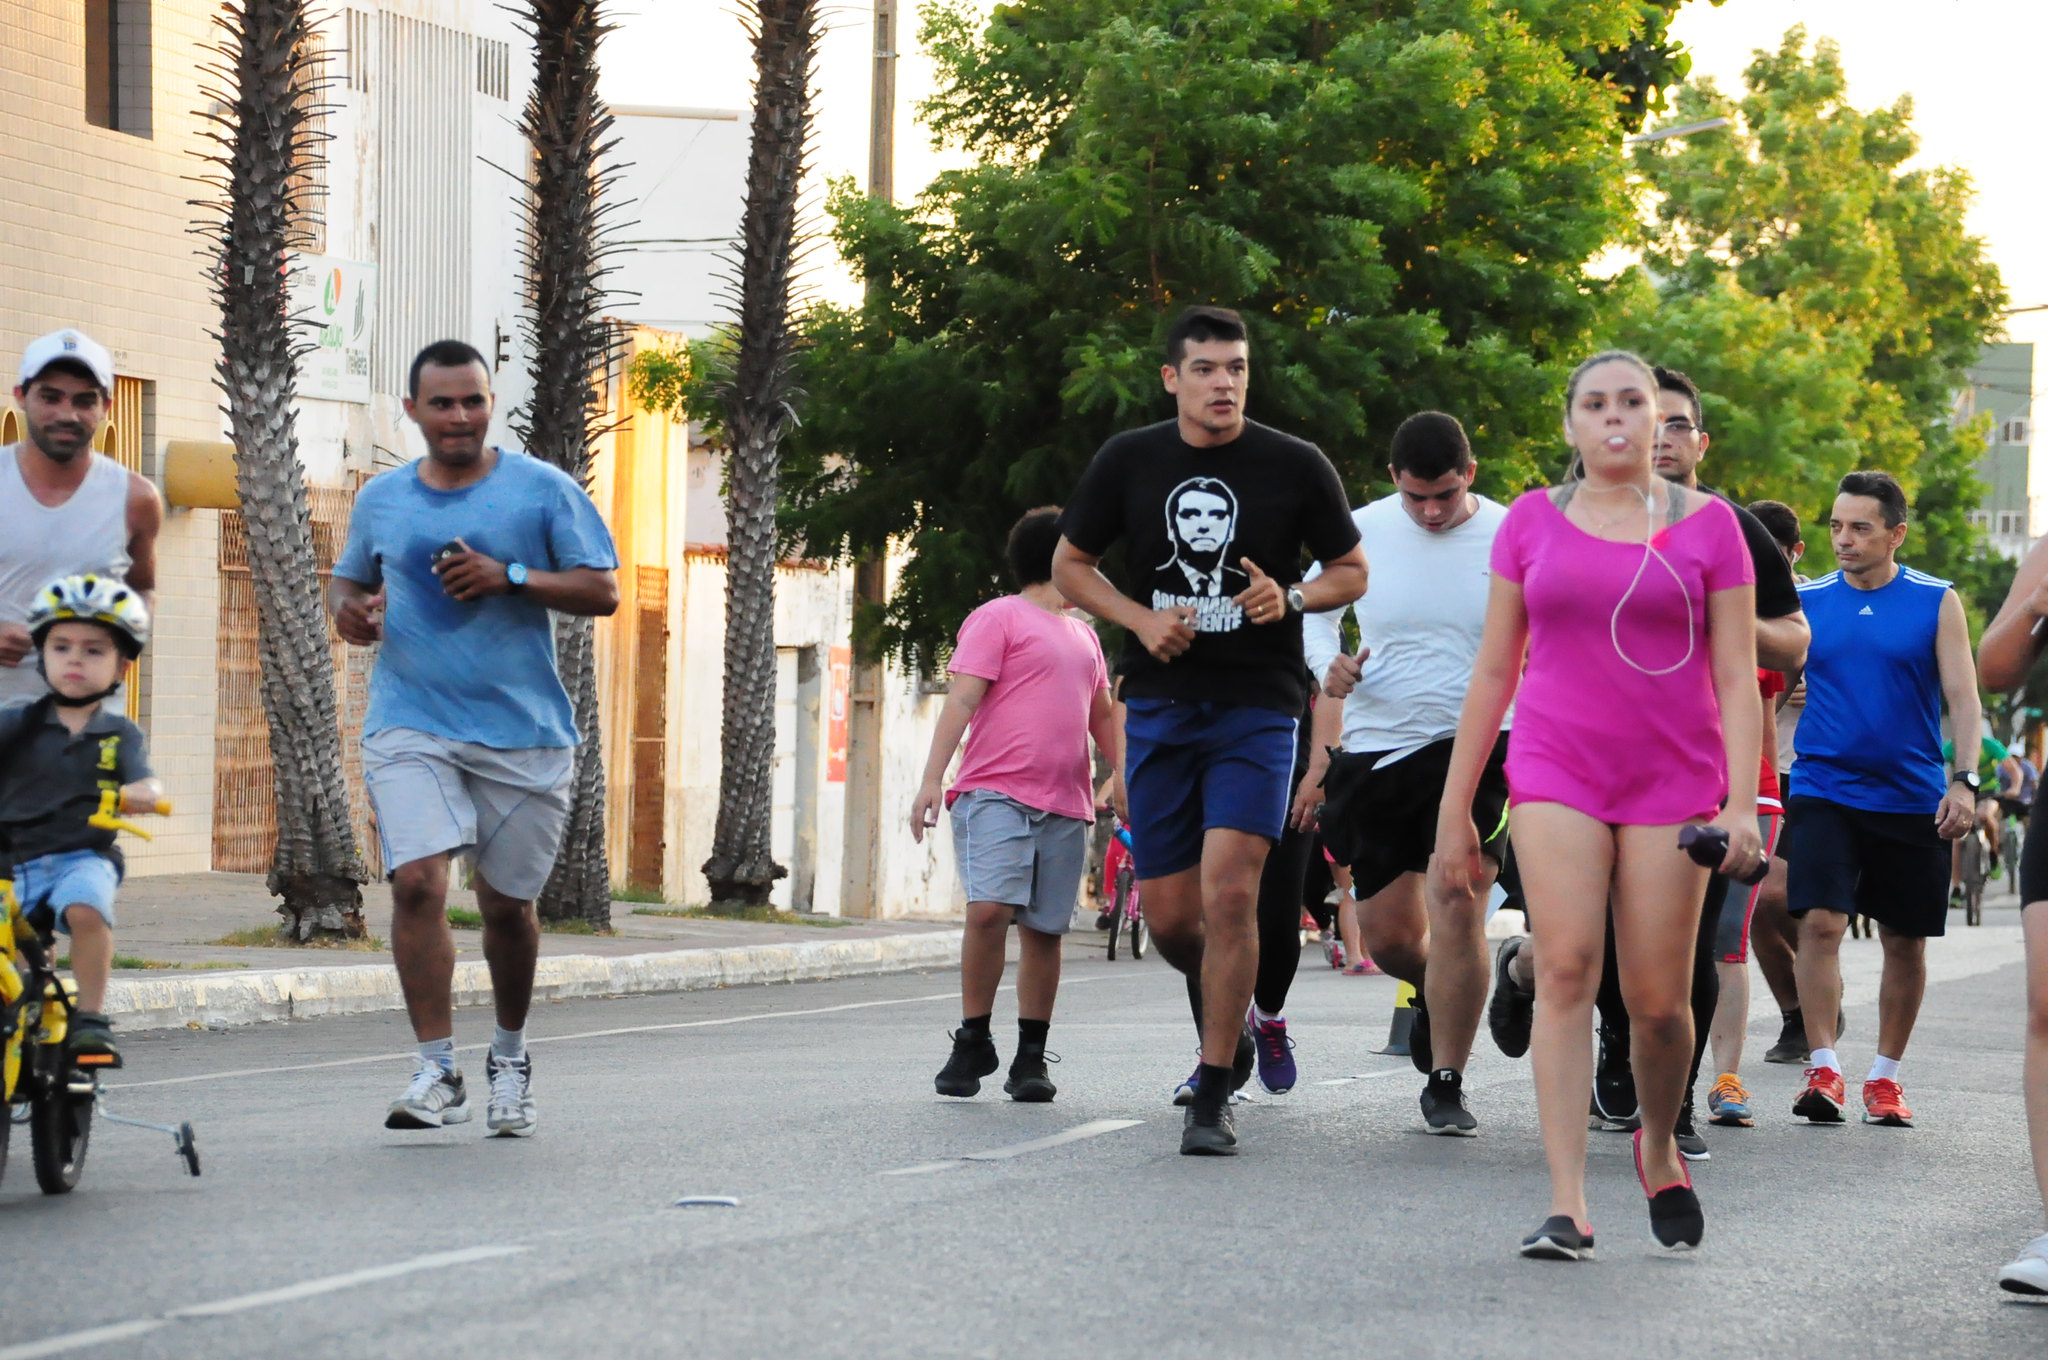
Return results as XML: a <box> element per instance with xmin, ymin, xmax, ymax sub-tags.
<box><xmin>386</xmin><ymin>1063</ymin><xmax>471</xmax><ymax>1129</ymax></box>
<box><xmin>486</xmin><ymin>1052</ymin><xmax>537</xmax><ymax>1138</ymax></box>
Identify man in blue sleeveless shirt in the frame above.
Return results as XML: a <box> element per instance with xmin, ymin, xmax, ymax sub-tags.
<box><xmin>1784</xmin><ymin>471</ymin><xmax>1981</xmax><ymax>1129</ymax></box>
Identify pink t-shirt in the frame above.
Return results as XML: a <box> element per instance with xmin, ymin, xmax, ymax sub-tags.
<box><xmin>1491</xmin><ymin>489</ymin><xmax>1754</xmax><ymax>825</ymax></box>
<box><xmin>946</xmin><ymin>595</ymin><xmax>1110</xmax><ymax>822</ymax></box>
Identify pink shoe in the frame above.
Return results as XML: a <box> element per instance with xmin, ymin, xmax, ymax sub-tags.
<box><xmin>1344</xmin><ymin>959</ymin><xmax>1379</xmax><ymax>976</ymax></box>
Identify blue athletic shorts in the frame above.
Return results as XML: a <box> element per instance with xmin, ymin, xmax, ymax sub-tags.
<box><xmin>12</xmin><ymin>848</ymin><xmax>120</xmax><ymax>935</ymax></box>
<box><xmin>1123</xmin><ymin>697</ymin><xmax>1298</xmax><ymax>879</ymax></box>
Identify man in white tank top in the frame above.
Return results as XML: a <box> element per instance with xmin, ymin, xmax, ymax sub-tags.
<box><xmin>0</xmin><ymin>330</ymin><xmax>164</xmax><ymax>705</ymax></box>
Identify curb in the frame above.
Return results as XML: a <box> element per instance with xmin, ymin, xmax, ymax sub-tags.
<box><xmin>104</xmin><ymin>929</ymin><xmax>966</xmax><ymax>1031</ymax></box>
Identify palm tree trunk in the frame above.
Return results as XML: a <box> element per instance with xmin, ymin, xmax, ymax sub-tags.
<box><xmin>515</xmin><ymin>0</ymin><xmax>622</xmax><ymax>929</ymax></box>
<box><xmin>199</xmin><ymin>0</ymin><xmax>368</xmax><ymax>939</ymax></box>
<box><xmin>703</xmin><ymin>0</ymin><xmax>820</xmax><ymax>908</ymax></box>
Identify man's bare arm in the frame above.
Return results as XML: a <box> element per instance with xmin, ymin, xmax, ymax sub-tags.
<box><xmin>124</xmin><ymin>470</ymin><xmax>164</xmax><ymax>608</ymax></box>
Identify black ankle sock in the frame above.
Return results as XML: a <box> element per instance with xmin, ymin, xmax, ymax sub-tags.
<box><xmin>1193</xmin><ymin>1062</ymin><xmax>1232</xmax><ymax>1104</ymax></box>
<box><xmin>961</xmin><ymin>1014</ymin><xmax>992</xmax><ymax>1041</ymax></box>
<box><xmin>1430</xmin><ymin>1067</ymin><xmax>1461</xmax><ymax>1090</ymax></box>
<box><xmin>1017</xmin><ymin>1018</ymin><xmax>1049</xmax><ymax>1049</ymax></box>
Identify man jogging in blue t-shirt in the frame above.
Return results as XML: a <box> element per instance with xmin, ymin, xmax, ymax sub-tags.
<box><xmin>331</xmin><ymin>340</ymin><xmax>619</xmax><ymax>1138</ymax></box>
<box><xmin>1784</xmin><ymin>471</ymin><xmax>1981</xmax><ymax>1129</ymax></box>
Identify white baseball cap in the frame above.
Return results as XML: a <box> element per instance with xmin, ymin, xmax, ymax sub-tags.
<box><xmin>18</xmin><ymin>329</ymin><xmax>114</xmax><ymax>392</ymax></box>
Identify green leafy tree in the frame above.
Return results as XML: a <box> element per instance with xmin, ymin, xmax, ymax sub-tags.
<box><xmin>788</xmin><ymin>0</ymin><xmax>1666</xmax><ymax>666</ymax></box>
<box><xmin>1624</xmin><ymin>28</ymin><xmax>2008</xmax><ymax>612</ymax></box>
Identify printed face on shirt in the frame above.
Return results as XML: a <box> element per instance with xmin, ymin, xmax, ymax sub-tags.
<box><xmin>1829</xmin><ymin>492</ymin><xmax>1907</xmax><ymax>578</ymax></box>
<box><xmin>1151</xmin><ymin>476</ymin><xmax>1249</xmax><ymax>625</ymax></box>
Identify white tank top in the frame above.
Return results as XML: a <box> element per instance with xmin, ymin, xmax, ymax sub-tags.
<box><xmin>0</xmin><ymin>443</ymin><xmax>133</xmax><ymax>703</ymax></box>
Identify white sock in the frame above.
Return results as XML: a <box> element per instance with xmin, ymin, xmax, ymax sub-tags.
<box><xmin>419</xmin><ymin>1037</ymin><xmax>455</xmax><ymax>1071</ymax></box>
<box><xmin>1252</xmin><ymin>1005</ymin><xmax>1283</xmax><ymax>1026</ymax></box>
<box><xmin>1868</xmin><ymin>1055</ymin><xmax>1900</xmax><ymax>1083</ymax></box>
<box><xmin>1810</xmin><ymin>1047</ymin><xmax>1840</xmax><ymax>1075</ymax></box>
<box><xmin>492</xmin><ymin>1026</ymin><xmax>527</xmax><ymax>1061</ymax></box>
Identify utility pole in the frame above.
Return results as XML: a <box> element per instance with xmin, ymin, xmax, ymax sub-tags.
<box><xmin>840</xmin><ymin>0</ymin><xmax>897</xmax><ymax>918</ymax></box>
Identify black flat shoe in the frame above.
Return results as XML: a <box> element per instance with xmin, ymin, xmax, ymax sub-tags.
<box><xmin>1635</xmin><ymin>1129</ymin><xmax>1704</xmax><ymax>1249</ymax></box>
<box><xmin>1520</xmin><ymin>1215</ymin><xmax>1594</xmax><ymax>1261</ymax></box>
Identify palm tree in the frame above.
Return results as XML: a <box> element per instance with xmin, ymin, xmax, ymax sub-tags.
<box><xmin>514</xmin><ymin>0</ymin><xmax>622</xmax><ymax>930</ymax></box>
<box><xmin>197</xmin><ymin>0</ymin><xmax>368</xmax><ymax>939</ymax></box>
<box><xmin>702</xmin><ymin>0</ymin><xmax>821</xmax><ymax>907</ymax></box>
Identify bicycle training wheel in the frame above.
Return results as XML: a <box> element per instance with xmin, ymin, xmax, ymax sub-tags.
<box><xmin>31</xmin><ymin>1072</ymin><xmax>93</xmax><ymax>1194</ymax></box>
<box><xmin>1130</xmin><ymin>905</ymin><xmax>1147</xmax><ymax>960</ymax></box>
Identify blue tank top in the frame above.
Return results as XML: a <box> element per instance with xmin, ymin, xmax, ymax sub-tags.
<box><xmin>1791</xmin><ymin>566</ymin><xmax>1949</xmax><ymax>814</ymax></box>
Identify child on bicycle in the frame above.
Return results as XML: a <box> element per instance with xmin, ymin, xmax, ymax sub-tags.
<box><xmin>0</xmin><ymin>574</ymin><xmax>160</xmax><ymax>1056</ymax></box>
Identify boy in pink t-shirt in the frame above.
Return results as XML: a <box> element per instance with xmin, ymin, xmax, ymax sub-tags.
<box><xmin>911</xmin><ymin>509</ymin><xmax>1122</xmax><ymax>1102</ymax></box>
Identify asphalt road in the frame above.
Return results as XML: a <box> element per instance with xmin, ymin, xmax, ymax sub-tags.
<box><xmin>4</xmin><ymin>907</ymin><xmax>2046</xmax><ymax>1360</ymax></box>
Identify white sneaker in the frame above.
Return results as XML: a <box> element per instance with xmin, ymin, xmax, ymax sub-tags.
<box><xmin>386</xmin><ymin>1063</ymin><xmax>470</xmax><ymax>1129</ymax></box>
<box><xmin>1998</xmin><ymin>1233</ymin><xmax>2048</xmax><ymax>1295</ymax></box>
<box><xmin>486</xmin><ymin>1052</ymin><xmax>537</xmax><ymax>1138</ymax></box>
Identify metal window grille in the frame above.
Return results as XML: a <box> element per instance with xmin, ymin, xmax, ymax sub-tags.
<box><xmin>476</xmin><ymin>38</ymin><xmax>510</xmax><ymax>100</ymax></box>
<box><xmin>372</xmin><ymin>13</ymin><xmax>473</xmax><ymax>397</ymax></box>
<box><xmin>341</xmin><ymin>8</ymin><xmax>372</xmax><ymax>93</ymax></box>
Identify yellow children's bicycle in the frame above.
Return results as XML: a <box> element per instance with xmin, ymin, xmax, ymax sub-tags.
<box><xmin>1</xmin><ymin>793</ymin><xmax>199</xmax><ymax>1193</ymax></box>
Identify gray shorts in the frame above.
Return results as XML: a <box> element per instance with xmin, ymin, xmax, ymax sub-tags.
<box><xmin>361</xmin><ymin>727</ymin><xmax>575</xmax><ymax>901</ymax></box>
<box><xmin>949</xmin><ymin>788</ymin><xmax>1087</xmax><ymax>935</ymax></box>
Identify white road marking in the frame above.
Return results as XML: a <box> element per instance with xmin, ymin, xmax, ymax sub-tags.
<box><xmin>0</xmin><ymin>1247</ymin><xmax>524</xmax><ymax>1360</ymax></box>
<box><xmin>112</xmin><ymin>975</ymin><xmax>1134</xmax><ymax>1091</ymax></box>
<box><xmin>1312</xmin><ymin>1067</ymin><xmax>1412</xmax><ymax>1086</ymax></box>
<box><xmin>881</xmin><ymin>1118</ymin><xmax>1144</xmax><ymax>1175</ymax></box>
<box><xmin>0</xmin><ymin>1321</ymin><xmax>166</xmax><ymax>1360</ymax></box>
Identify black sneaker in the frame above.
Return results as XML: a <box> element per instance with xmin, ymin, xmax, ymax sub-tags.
<box><xmin>1231</xmin><ymin>1023</ymin><xmax>1256</xmax><ymax>1093</ymax></box>
<box><xmin>934</xmin><ymin>1029</ymin><xmax>999</xmax><ymax>1098</ymax></box>
<box><xmin>1003</xmin><ymin>1047</ymin><xmax>1059</xmax><ymax>1103</ymax></box>
<box><xmin>1407</xmin><ymin>993</ymin><xmax>1434</xmax><ymax>1075</ymax></box>
<box><xmin>1488</xmin><ymin>936</ymin><xmax>1533</xmax><ymax>1059</ymax></box>
<box><xmin>1591</xmin><ymin>1030</ymin><xmax>1639</xmax><ymax>1132</ymax></box>
<box><xmin>1675</xmin><ymin>1097</ymin><xmax>1709</xmax><ymax>1162</ymax></box>
<box><xmin>1763</xmin><ymin>1009</ymin><xmax>1808</xmax><ymax>1065</ymax></box>
<box><xmin>1421</xmin><ymin>1068</ymin><xmax>1478</xmax><ymax>1136</ymax></box>
<box><xmin>1520</xmin><ymin>1215</ymin><xmax>1594</xmax><ymax>1261</ymax></box>
<box><xmin>1180</xmin><ymin>1099</ymin><xmax>1238</xmax><ymax>1156</ymax></box>
<box><xmin>66</xmin><ymin>1009</ymin><xmax>121</xmax><ymax>1064</ymax></box>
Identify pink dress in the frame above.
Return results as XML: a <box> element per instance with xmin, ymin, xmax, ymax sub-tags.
<box><xmin>1490</xmin><ymin>489</ymin><xmax>1755</xmax><ymax>826</ymax></box>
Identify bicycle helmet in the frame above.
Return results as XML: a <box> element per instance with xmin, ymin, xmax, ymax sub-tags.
<box><xmin>27</xmin><ymin>573</ymin><xmax>150</xmax><ymax>659</ymax></box>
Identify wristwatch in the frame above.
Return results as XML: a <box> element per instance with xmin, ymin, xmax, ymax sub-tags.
<box><xmin>1285</xmin><ymin>585</ymin><xmax>1307</xmax><ymax>615</ymax></box>
<box><xmin>1953</xmin><ymin>768</ymin><xmax>1982</xmax><ymax>793</ymax></box>
<box><xmin>506</xmin><ymin>562</ymin><xmax>529</xmax><ymax>593</ymax></box>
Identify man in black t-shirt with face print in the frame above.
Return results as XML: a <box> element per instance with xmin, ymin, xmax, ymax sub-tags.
<box><xmin>1054</xmin><ymin>307</ymin><xmax>1368</xmax><ymax>1155</ymax></box>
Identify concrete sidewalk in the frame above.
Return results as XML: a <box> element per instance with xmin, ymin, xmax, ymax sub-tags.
<box><xmin>97</xmin><ymin>873</ymin><xmax>964</xmax><ymax>1031</ymax></box>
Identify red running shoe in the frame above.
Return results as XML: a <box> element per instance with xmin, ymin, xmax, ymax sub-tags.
<box><xmin>1861</xmin><ymin>1077</ymin><xmax>1914</xmax><ymax>1126</ymax></box>
<box><xmin>1793</xmin><ymin>1067</ymin><xmax>1846</xmax><ymax>1123</ymax></box>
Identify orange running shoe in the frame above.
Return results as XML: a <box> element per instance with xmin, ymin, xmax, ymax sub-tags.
<box><xmin>1793</xmin><ymin>1067</ymin><xmax>1846</xmax><ymax>1123</ymax></box>
<box><xmin>1861</xmin><ymin>1077</ymin><xmax>1914</xmax><ymax>1127</ymax></box>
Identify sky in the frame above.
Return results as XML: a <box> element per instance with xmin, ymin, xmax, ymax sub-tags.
<box><xmin>601</xmin><ymin>1</ymin><xmax>2045</xmax><ymax>366</ymax></box>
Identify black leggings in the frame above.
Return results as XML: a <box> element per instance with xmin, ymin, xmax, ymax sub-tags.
<box><xmin>1593</xmin><ymin>874</ymin><xmax>1726</xmax><ymax>1100</ymax></box>
<box><xmin>1254</xmin><ymin>820</ymin><xmax>1317</xmax><ymax>1014</ymax></box>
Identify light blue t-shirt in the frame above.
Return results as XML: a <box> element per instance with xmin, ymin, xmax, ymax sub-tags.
<box><xmin>334</xmin><ymin>449</ymin><xmax>618</xmax><ymax>749</ymax></box>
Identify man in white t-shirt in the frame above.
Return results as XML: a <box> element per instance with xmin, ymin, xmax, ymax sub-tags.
<box><xmin>1300</xmin><ymin>411</ymin><xmax>1509</xmax><ymax>1135</ymax></box>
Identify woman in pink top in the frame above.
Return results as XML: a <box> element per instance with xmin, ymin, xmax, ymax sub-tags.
<box><xmin>1433</xmin><ymin>351</ymin><xmax>1761</xmax><ymax>1260</ymax></box>
<box><xmin>911</xmin><ymin>509</ymin><xmax>1123</xmax><ymax>1104</ymax></box>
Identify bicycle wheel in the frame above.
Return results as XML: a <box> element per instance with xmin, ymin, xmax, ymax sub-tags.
<box><xmin>30</xmin><ymin>1068</ymin><xmax>93</xmax><ymax>1195</ymax></box>
<box><xmin>1106</xmin><ymin>878</ymin><xmax>1125</xmax><ymax>961</ymax></box>
<box><xmin>1129</xmin><ymin>897</ymin><xmax>1147</xmax><ymax>960</ymax></box>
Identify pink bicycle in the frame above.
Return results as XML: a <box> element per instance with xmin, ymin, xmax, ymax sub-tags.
<box><xmin>1102</xmin><ymin>818</ymin><xmax>1147</xmax><ymax>960</ymax></box>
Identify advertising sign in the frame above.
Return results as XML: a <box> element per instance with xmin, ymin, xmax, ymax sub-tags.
<box><xmin>289</xmin><ymin>254</ymin><xmax>375</xmax><ymax>403</ymax></box>
<box><xmin>827</xmin><ymin>646</ymin><xmax>852</xmax><ymax>783</ymax></box>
